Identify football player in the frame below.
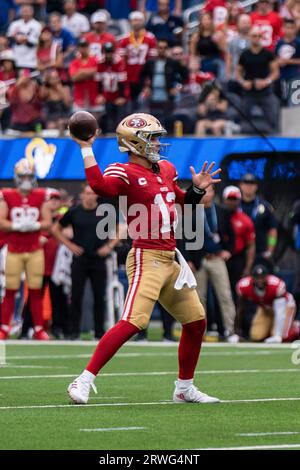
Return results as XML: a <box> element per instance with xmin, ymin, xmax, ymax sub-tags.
<box><xmin>0</xmin><ymin>159</ymin><xmax>52</xmax><ymax>340</ymax></box>
<box><xmin>236</xmin><ymin>264</ymin><xmax>298</xmax><ymax>343</ymax></box>
<box><xmin>68</xmin><ymin>112</ymin><xmax>222</xmax><ymax>405</ymax></box>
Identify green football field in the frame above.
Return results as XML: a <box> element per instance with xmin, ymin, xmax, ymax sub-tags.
<box><xmin>1</xmin><ymin>340</ymin><xmax>300</xmax><ymax>450</ymax></box>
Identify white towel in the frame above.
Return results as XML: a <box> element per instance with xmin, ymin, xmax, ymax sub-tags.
<box><xmin>174</xmin><ymin>248</ymin><xmax>197</xmax><ymax>290</ymax></box>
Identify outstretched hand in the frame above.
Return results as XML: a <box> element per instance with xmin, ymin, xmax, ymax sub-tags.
<box><xmin>190</xmin><ymin>161</ymin><xmax>221</xmax><ymax>190</ymax></box>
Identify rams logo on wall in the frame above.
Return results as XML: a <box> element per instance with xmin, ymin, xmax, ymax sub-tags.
<box><xmin>25</xmin><ymin>138</ymin><xmax>56</xmax><ymax>179</ymax></box>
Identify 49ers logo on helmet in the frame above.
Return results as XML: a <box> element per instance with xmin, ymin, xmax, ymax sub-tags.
<box><xmin>126</xmin><ymin>117</ymin><xmax>147</xmax><ymax>128</ymax></box>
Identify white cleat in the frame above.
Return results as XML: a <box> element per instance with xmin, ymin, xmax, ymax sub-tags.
<box><xmin>173</xmin><ymin>381</ymin><xmax>220</xmax><ymax>404</ymax></box>
<box><xmin>264</xmin><ymin>335</ymin><xmax>282</xmax><ymax>344</ymax></box>
<box><xmin>67</xmin><ymin>376</ymin><xmax>97</xmax><ymax>404</ymax></box>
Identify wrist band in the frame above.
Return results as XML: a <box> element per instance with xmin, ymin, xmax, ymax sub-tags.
<box><xmin>81</xmin><ymin>147</ymin><xmax>94</xmax><ymax>159</ymax></box>
<box><xmin>193</xmin><ymin>185</ymin><xmax>206</xmax><ymax>196</ymax></box>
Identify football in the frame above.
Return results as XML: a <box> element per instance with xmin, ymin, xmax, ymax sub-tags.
<box><xmin>68</xmin><ymin>111</ymin><xmax>98</xmax><ymax>141</ymax></box>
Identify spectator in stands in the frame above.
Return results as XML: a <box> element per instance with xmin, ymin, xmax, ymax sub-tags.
<box><xmin>275</xmin><ymin>18</ymin><xmax>300</xmax><ymax>106</ymax></box>
<box><xmin>62</xmin><ymin>0</ymin><xmax>90</xmax><ymax>39</ymax></box>
<box><xmin>140</xmin><ymin>38</ymin><xmax>188</xmax><ymax>126</ymax></box>
<box><xmin>190</xmin><ymin>12</ymin><xmax>226</xmax><ymax>81</ymax></box>
<box><xmin>69</xmin><ymin>37</ymin><xmax>101</xmax><ymax>117</ymax></box>
<box><xmin>222</xmin><ymin>185</ymin><xmax>256</xmax><ymax>304</ymax></box>
<box><xmin>83</xmin><ymin>10</ymin><xmax>116</xmax><ymax>61</ymax></box>
<box><xmin>0</xmin><ymin>49</ymin><xmax>16</xmax><ymax>131</ymax></box>
<box><xmin>250</xmin><ymin>0</ymin><xmax>283</xmax><ymax>51</ymax></box>
<box><xmin>7</xmin><ymin>69</ymin><xmax>44</xmax><ymax>133</ymax></box>
<box><xmin>0</xmin><ymin>1</ymin><xmax>16</xmax><ymax>34</ymax></box>
<box><xmin>280</xmin><ymin>0</ymin><xmax>300</xmax><ymax>32</ymax></box>
<box><xmin>195</xmin><ymin>88</ymin><xmax>229</xmax><ymax>136</ymax></box>
<box><xmin>226</xmin><ymin>14</ymin><xmax>251</xmax><ymax>89</ymax></box>
<box><xmin>49</xmin><ymin>12</ymin><xmax>76</xmax><ymax>67</ymax></box>
<box><xmin>7</xmin><ymin>4</ymin><xmax>42</xmax><ymax>70</ymax></box>
<box><xmin>239</xmin><ymin>173</ymin><xmax>278</xmax><ymax>266</ymax></box>
<box><xmin>141</xmin><ymin>0</ymin><xmax>182</xmax><ymax>15</ymax></box>
<box><xmin>15</xmin><ymin>0</ymin><xmax>47</xmax><ymax>22</ymax></box>
<box><xmin>37</xmin><ymin>27</ymin><xmax>63</xmax><ymax>74</ymax></box>
<box><xmin>118</xmin><ymin>11</ymin><xmax>157</xmax><ymax>105</ymax></box>
<box><xmin>41</xmin><ymin>69</ymin><xmax>71</xmax><ymax>134</ymax></box>
<box><xmin>98</xmin><ymin>42</ymin><xmax>129</xmax><ymax>133</ymax></box>
<box><xmin>237</xmin><ymin>26</ymin><xmax>280</xmax><ymax>133</ymax></box>
<box><xmin>52</xmin><ymin>183</ymin><xmax>120</xmax><ymax>340</ymax></box>
<box><xmin>0</xmin><ymin>49</ymin><xmax>16</xmax><ymax>81</ymax></box>
<box><xmin>0</xmin><ymin>35</ymin><xmax>9</xmax><ymax>53</ymax></box>
<box><xmin>146</xmin><ymin>0</ymin><xmax>184</xmax><ymax>46</ymax></box>
<box><xmin>188</xmin><ymin>185</ymin><xmax>237</xmax><ymax>338</ymax></box>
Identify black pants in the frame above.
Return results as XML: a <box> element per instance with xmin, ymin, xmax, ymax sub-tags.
<box><xmin>71</xmin><ymin>255</ymin><xmax>107</xmax><ymax>338</ymax></box>
<box><xmin>242</xmin><ymin>91</ymin><xmax>279</xmax><ymax>131</ymax></box>
<box><xmin>226</xmin><ymin>252</ymin><xmax>246</xmax><ymax>305</ymax></box>
<box><xmin>20</xmin><ymin>276</ymin><xmax>70</xmax><ymax>338</ymax></box>
<box><xmin>137</xmin><ymin>303</ymin><xmax>175</xmax><ymax>340</ymax></box>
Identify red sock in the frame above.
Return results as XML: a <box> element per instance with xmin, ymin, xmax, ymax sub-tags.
<box><xmin>1</xmin><ymin>289</ymin><xmax>17</xmax><ymax>328</ymax></box>
<box><xmin>28</xmin><ymin>289</ymin><xmax>43</xmax><ymax>330</ymax></box>
<box><xmin>178</xmin><ymin>319</ymin><xmax>206</xmax><ymax>380</ymax></box>
<box><xmin>86</xmin><ymin>320</ymin><xmax>139</xmax><ymax>375</ymax></box>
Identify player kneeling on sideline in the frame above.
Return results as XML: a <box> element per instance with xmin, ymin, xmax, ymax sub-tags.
<box><xmin>236</xmin><ymin>264</ymin><xmax>299</xmax><ymax>343</ymax></box>
<box><xmin>68</xmin><ymin>112</ymin><xmax>222</xmax><ymax>404</ymax></box>
<box><xmin>0</xmin><ymin>159</ymin><xmax>52</xmax><ymax>340</ymax></box>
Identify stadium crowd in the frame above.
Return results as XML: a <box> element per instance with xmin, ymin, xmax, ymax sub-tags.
<box><xmin>0</xmin><ymin>0</ymin><xmax>300</xmax><ymax>343</ymax></box>
<box><xmin>1</xmin><ymin>0</ymin><xmax>300</xmax><ymax>135</ymax></box>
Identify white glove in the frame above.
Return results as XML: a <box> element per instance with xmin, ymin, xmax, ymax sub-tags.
<box><xmin>20</xmin><ymin>221</ymin><xmax>41</xmax><ymax>232</ymax></box>
<box><xmin>11</xmin><ymin>220</ymin><xmax>23</xmax><ymax>231</ymax></box>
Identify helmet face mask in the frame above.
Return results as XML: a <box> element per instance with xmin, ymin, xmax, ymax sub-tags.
<box><xmin>116</xmin><ymin>113</ymin><xmax>169</xmax><ymax>163</ymax></box>
<box><xmin>14</xmin><ymin>158</ymin><xmax>36</xmax><ymax>191</ymax></box>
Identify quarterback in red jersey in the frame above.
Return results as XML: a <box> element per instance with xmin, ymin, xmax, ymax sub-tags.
<box><xmin>236</xmin><ymin>264</ymin><xmax>297</xmax><ymax>343</ymax></box>
<box><xmin>0</xmin><ymin>159</ymin><xmax>52</xmax><ymax>340</ymax></box>
<box><xmin>118</xmin><ymin>11</ymin><xmax>157</xmax><ymax>101</ymax></box>
<box><xmin>67</xmin><ymin>112</ymin><xmax>222</xmax><ymax>405</ymax></box>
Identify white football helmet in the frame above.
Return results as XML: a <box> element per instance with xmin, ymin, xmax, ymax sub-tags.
<box><xmin>14</xmin><ymin>158</ymin><xmax>36</xmax><ymax>191</ymax></box>
<box><xmin>116</xmin><ymin>113</ymin><xmax>169</xmax><ymax>163</ymax></box>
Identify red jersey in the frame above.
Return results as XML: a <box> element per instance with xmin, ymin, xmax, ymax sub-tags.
<box><xmin>0</xmin><ymin>188</ymin><xmax>47</xmax><ymax>253</ymax></box>
<box><xmin>250</xmin><ymin>11</ymin><xmax>283</xmax><ymax>50</ymax></box>
<box><xmin>118</xmin><ymin>31</ymin><xmax>157</xmax><ymax>84</ymax></box>
<box><xmin>83</xmin><ymin>31</ymin><xmax>117</xmax><ymax>60</ymax></box>
<box><xmin>236</xmin><ymin>275</ymin><xmax>288</xmax><ymax>307</ymax></box>
<box><xmin>230</xmin><ymin>209</ymin><xmax>255</xmax><ymax>255</ymax></box>
<box><xmin>86</xmin><ymin>160</ymin><xmax>186</xmax><ymax>251</ymax></box>
<box><xmin>97</xmin><ymin>54</ymin><xmax>128</xmax><ymax>102</ymax></box>
<box><xmin>69</xmin><ymin>55</ymin><xmax>98</xmax><ymax>107</ymax></box>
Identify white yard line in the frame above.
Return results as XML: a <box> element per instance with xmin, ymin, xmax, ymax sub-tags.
<box><xmin>1</xmin><ymin>397</ymin><xmax>300</xmax><ymax>411</ymax></box>
<box><xmin>1</xmin><ymin>368</ymin><xmax>300</xmax><ymax>380</ymax></box>
<box><xmin>193</xmin><ymin>444</ymin><xmax>300</xmax><ymax>450</ymax></box>
<box><xmin>237</xmin><ymin>432</ymin><xmax>300</xmax><ymax>436</ymax></box>
<box><xmin>4</xmin><ymin>340</ymin><xmax>300</xmax><ymax>348</ymax></box>
<box><xmin>80</xmin><ymin>427</ymin><xmax>147</xmax><ymax>432</ymax></box>
<box><xmin>3</xmin><ymin>366</ymin><xmax>65</xmax><ymax>369</ymax></box>
<box><xmin>6</xmin><ymin>351</ymin><xmax>278</xmax><ymax>360</ymax></box>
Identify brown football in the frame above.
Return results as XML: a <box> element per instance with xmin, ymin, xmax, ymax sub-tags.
<box><xmin>68</xmin><ymin>111</ymin><xmax>98</xmax><ymax>141</ymax></box>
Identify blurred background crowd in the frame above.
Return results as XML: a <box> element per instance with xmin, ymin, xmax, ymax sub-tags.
<box><xmin>1</xmin><ymin>0</ymin><xmax>300</xmax><ymax>136</ymax></box>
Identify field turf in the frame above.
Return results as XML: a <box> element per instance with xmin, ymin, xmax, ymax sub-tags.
<box><xmin>0</xmin><ymin>340</ymin><xmax>300</xmax><ymax>450</ymax></box>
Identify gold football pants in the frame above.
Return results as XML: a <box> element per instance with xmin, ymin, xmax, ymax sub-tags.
<box><xmin>122</xmin><ymin>248</ymin><xmax>205</xmax><ymax>330</ymax></box>
<box><xmin>5</xmin><ymin>249</ymin><xmax>44</xmax><ymax>290</ymax></box>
